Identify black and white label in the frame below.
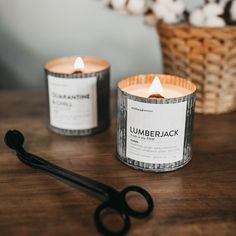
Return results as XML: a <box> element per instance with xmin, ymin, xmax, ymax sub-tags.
<box><xmin>126</xmin><ymin>99</ymin><xmax>187</xmax><ymax>164</ymax></box>
<box><xmin>48</xmin><ymin>75</ymin><xmax>97</xmax><ymax>130</ymax></box>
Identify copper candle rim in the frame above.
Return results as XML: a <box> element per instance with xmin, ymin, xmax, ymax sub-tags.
<box><xmin>44</xmin><ymin>56</ymin><xmax>110</xmax><ymax>75</ymax></box>
<box><xmin>118</xmin><ymin>74</ymin><xmax>196</xmax><ymax>99</ymax></box>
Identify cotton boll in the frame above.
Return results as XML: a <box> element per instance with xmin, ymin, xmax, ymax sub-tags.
<box><xmin>230</xmin><ymin>0</ymin><xmax>236</xmax><ymax>20</ymax></box>
<box><xmin>205</xmin><ymin>16</ymin><xmax>226</xmax><ymax>26</ymax></box>
<box><xmin>189</xmin><ymin>9</ymin><xmax>205</xmax><ymax>26</ymax></box>
<box><xmin>151</xmin><ymin>0</ymin><xmax>185</xmax><ymax>24</ymax></box>
<box><xmin>163</xmin><ymin>13</ymin><xmax>179</xmax><ymax>23</ymax></box>
<box><xmin>111</xmin><ymin>0</ymin><xmax>127</xmax><ymax>10</ymax></box>
<box><xmin>170</xmin><ymin>0</ymin><xmax>185</xmax><ymax>15</ymax></box>
<box><xmin>126</xmin><ymin>0</ymin><xmax>147</xmax><ymax>15</ymax></box>
<box><xmin>203</xmin><ymin>3</ymin><xmax>224</xmax><ymax>17</ymax></box>
<box><xmin>152</xmin><ymin>2</ymin><xmax>169</xmax><ymax>19</ymax></box>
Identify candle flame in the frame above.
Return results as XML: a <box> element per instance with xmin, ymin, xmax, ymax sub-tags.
<box><xmin>148</xmin><ymin>76</ymin><xmax>164</xmax><ymax>98</ymax></box>
<box><xmin>74</xmin><ymin>57</ymin><xmax>85</xmax><ymax>72</ymax></box>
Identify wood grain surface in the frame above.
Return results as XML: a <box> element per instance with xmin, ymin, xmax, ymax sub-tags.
<box><xmin>0</xmin><ymin>91</ymin><xmax>236</xmax><ymax>236</ymax></box>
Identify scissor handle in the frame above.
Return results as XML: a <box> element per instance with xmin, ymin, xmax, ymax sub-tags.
<box><xmin>94</xmin><ymin>201</ymin><xmax>130</xmax><ymax>236</ymax></box>
<box><xmin>94</xmin><ymin>186</ymin><xmax>154</xmax><ymax>235</ymax></box>
<box><xmin>120</xmin><ymin>185</ymin><xmax>154</xmax><ymax>219</ymax></box>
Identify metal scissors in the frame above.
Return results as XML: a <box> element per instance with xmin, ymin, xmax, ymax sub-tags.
<box><xmin>4</xmin><ymin>130</ymin><xmax>154</xmax><ymax>235</ymax></box>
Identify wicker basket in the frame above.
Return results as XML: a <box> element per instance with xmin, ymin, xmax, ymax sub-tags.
<box><xmin>157</xmin><ymin>22</ymin><xmax>236</xmax><ymax>114</ymax></box>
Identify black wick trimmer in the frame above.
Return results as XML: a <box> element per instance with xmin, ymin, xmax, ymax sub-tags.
<box><xmin>4</xmin><ymin>130</ymin><xmax>154</xmax><ymax>236</ymax></box>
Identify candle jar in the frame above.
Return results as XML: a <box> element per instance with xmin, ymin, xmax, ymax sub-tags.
<box><xmin>44</xmin><ymin>56</ymin><xmax>110</xmax><ymax>136</ymax></box>
<box><xmin>117</xmin><ymin>74</ymin><xmax>196</xmax><ymax>172</ymax></box>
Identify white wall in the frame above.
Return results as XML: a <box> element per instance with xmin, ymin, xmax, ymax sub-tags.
<box><xmin>0</xmin><ymin>0</ymin><xmax>201</xmax><ymax>89</ymax></box>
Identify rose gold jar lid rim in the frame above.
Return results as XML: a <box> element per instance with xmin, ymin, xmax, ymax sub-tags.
<box><xmin>118</xmin><ymin>74</ymin><xmax>196</xmax><ymax>93</ymax></box>
<box><xmin>44</xmin><ymin>56</ymin><xmax>110</xmax><ymax>74</ymax></box>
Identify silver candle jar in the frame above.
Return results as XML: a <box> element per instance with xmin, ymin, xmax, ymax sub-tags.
<box><xmin>44</xmin><ymin>56</ymin><xmax>110</xmax><ymax>136</ymax></box>
<box><xmin>117</xmin><ymin>74</ymin><xmax>196</xmax><ymax>172</ymax></box>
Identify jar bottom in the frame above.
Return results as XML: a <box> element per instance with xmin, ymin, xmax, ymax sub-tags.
<box><xmin>116</xmin><ymin>153</ymin><xmax>192</xmax><ymax>173</ymax></box>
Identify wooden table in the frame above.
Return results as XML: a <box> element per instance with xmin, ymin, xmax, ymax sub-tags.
<box><xmin>0</xmin><ymin>91</ymin><xmax>236</xmax><ymax>236</ymax></box>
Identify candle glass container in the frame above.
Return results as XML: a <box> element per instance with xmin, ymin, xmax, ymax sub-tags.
<box><xmin>44</xmin><ymin>56</ymin><xmax>110</xmax><ymax>136</ymax></box>
<box><xmin>117</xmin><ymin>74</ymin><xmax>196</xmax><ymax>172</ymax></box>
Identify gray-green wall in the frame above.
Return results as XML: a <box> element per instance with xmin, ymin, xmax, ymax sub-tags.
<box><xmin>0</xmin><ymin>0</ymin><xmax>201</xmax><ymax>89</ymax></box>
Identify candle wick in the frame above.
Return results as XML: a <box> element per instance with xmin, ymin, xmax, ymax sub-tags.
<box><xmin>72</xmin><ymin>70</ymin><xmax>83</xmax><ymax>74</ymax></box>
<box><xmin>148</xmin><ymin>94</ymin><xmax>165</xmax><ymax>99</ymax></box>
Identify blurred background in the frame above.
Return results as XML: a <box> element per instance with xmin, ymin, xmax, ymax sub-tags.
<box><xmin>0</xmin><ymin>0</ymin><xmax>200</xmax><ymax>90</ymax></box>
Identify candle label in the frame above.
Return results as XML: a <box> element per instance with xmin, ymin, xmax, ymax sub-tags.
<box><xmin>48</xmin><ymin>75</ymin><xmax>97</xmax><ymax>130</ymax></box>
<box><xmin>126</xmin><ymin>99</ymin><xmax>187</xmax><ymax>164</ymax></box>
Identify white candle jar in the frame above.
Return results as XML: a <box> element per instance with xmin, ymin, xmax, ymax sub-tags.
<box><xmin>117</xmin><ymin>74</ymin><xmax>196</xmax><ymax>172</ymax></box>
<box><xmin>44</xmin><ymin>56</ymin><xmax>110</xmax><ymax>136</ymax></box>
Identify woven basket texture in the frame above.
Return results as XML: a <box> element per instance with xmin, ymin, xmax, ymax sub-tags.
<box><xmin>157</xmin><ymin>23</ymin><xmax>236</xmax><ymax>114</ymax></box>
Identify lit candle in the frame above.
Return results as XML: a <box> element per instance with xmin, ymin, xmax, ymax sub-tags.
<box><xmin>44</xmin><ymin>56</ymin><xmax>110</xmax><ymax>136</ymax></box>
<box><xmin>74</xmin><ymin>57</ymin><xmax>85</xmax><ymax>72</ymax></box>
<box><xmin>124</xmin><ymin>76</ymin><xmax>192</xmax><ymax>99</ymax></box>
<box><xmin>46</xmin><ymin>56</ymin><xmax>108</xmax><ymax>74</ymax></box>
<box><xmin>117</xmin><ymin>74</ymin><xmax>196</xmax><ymax>172</ymax></box>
